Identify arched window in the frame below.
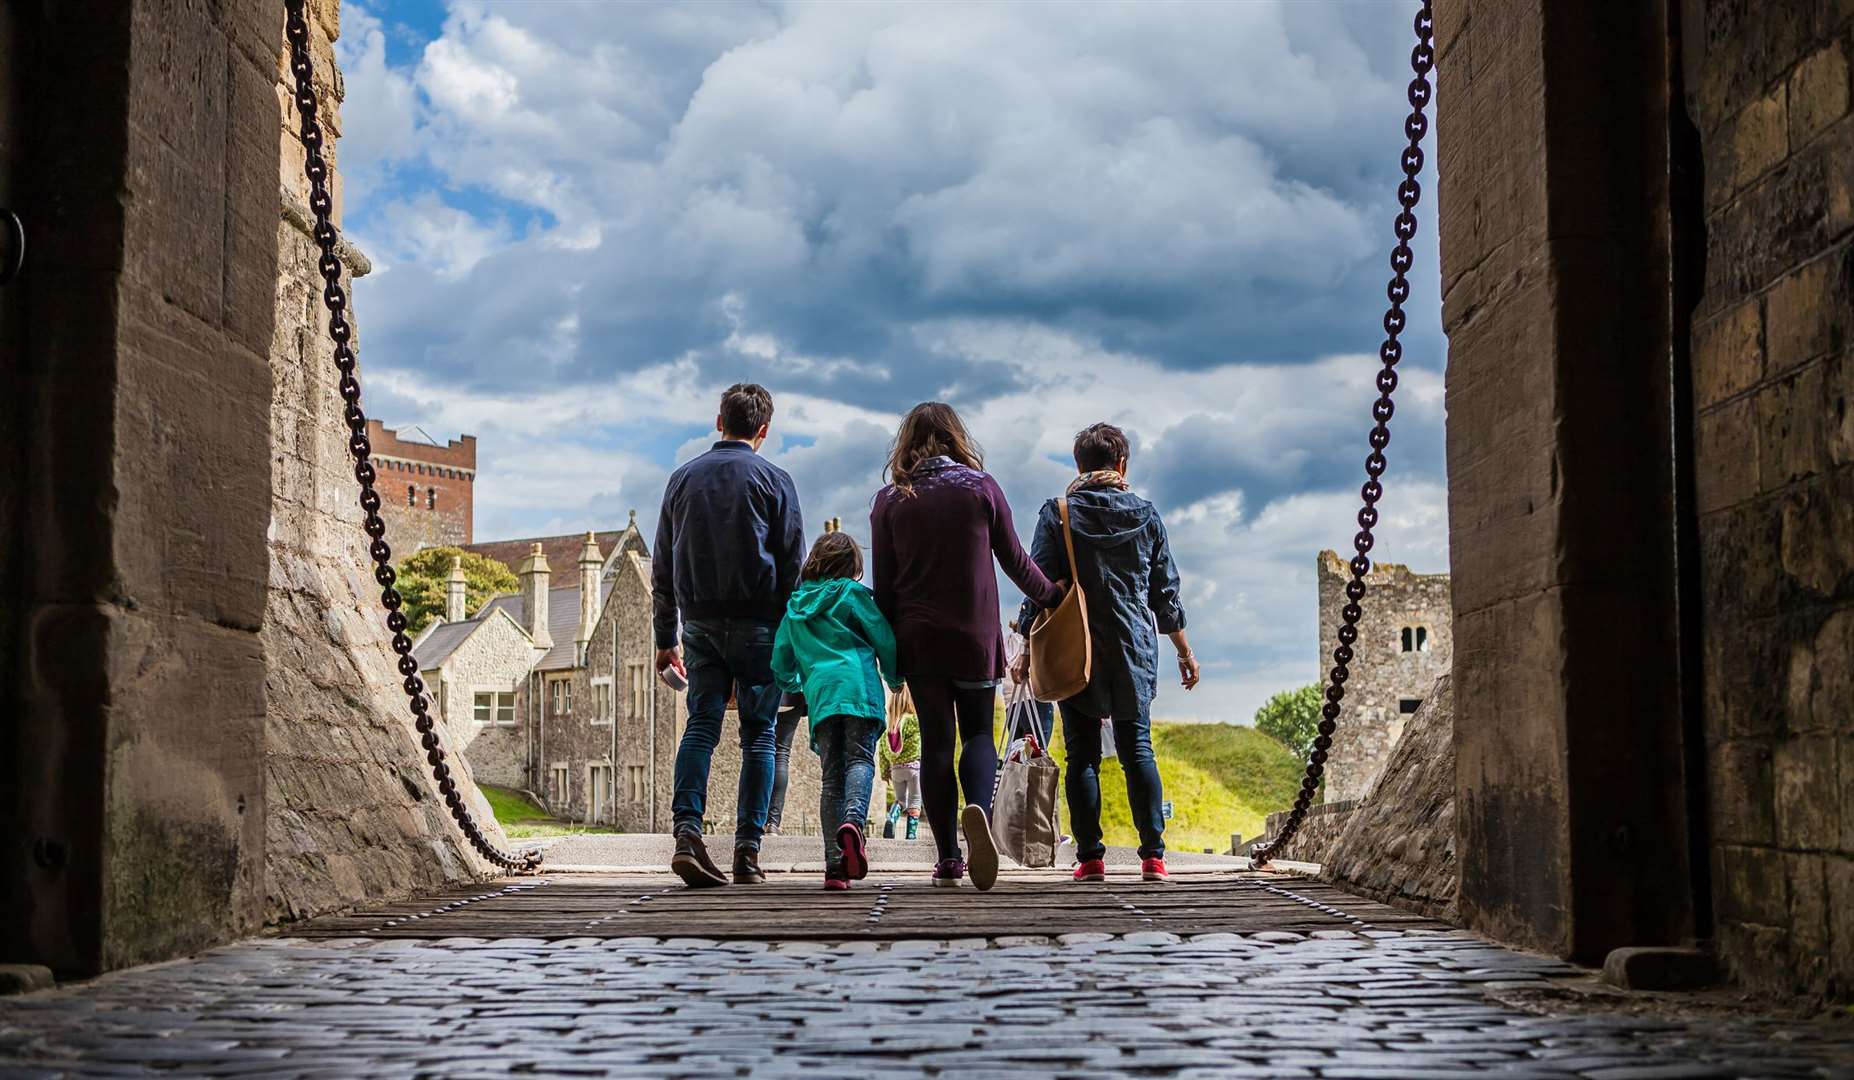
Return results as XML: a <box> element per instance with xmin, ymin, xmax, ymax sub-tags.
<box><xmin>1401</xmin><ymin>626</ymin><xmax>1430</xmax><ymax>652</ymax></box>
<box><xmin>427</xmin><ymin>487</ymin><xmax>437</xmax><ymax>510</ymax></box>
<box><xmin>406</xmin><ymin>484</ymin><xmax>416</xmax><ymax>507</ymax></box>
<box><xmin>1401</xmin><ymin>627</ymin><xmax>1414</xmax><ymax>652</ymax></box>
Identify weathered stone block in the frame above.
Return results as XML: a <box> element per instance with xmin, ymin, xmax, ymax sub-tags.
<box><xmin>1730</xmin><ymin>88</ymin><xmax>1789</xmax><ymax>195</ymax></box>
<box><xmin>1714</xmin><ymin>842</ymin><xmax>1789</xmax><ymax>926</ymax></box>
<box><xmin>1692</xmin><ymin>298</ymin><xmax>1763</xmax><ymax>408</ymax></box>
<box><xmin>1788</xmin><ymin>41</ymin><xmax>1850</xmax><ymax>145</ymax></box>
<box><xmin>1758</xmin><ymin>365</ymin><xmax>1828</xmax><ymax>488</ymax></box>
<box><xmin>1779</xmin><ymin>472</ymin><xmax>1854</xmax><ymax>595</ymax></box>
<box><xmin>1766</xmin><ymin>257</ymin><xmax>1839</xmax><ymax>374</ymax></box>
<box><xmin>1699</xmin><ymin>499</ymin><xmax>1786</xmax><ymax>621</ymax></box>
<box><xmin>1827</xmin><ymin>854</ymin><xmax>1854</xmax><ymax>988</ymax></box>
<box><xmin>1694</xmin><ymin>398</ymin><xmax>1759</xmax><ymax>514</ymax></box>
<box><xmin>1774</xmin><ymin>737</ymin><xmax>1840</xmax><ymax>850</ymax></box>
<box><xmin>1601</xmin><ymin>946</ymin><xmax>1720</xmax><ymax>990</ymax></box>
<box><xmin>1707</xmin><ymin>738</ymin><xmax>1776</xmax><ymax>845</ymax></box>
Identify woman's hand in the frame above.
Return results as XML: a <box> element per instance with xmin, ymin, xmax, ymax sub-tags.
<box><xmin>1011</xmin><ymin>649</ymin><xmax>1031</xmax><ymax>684</ymax></box>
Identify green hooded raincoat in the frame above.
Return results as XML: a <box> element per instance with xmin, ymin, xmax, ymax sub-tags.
<box><xmin>771</xmin><ymin>577</ymin><xmax>902</xmax><ymax>751</ymax></box>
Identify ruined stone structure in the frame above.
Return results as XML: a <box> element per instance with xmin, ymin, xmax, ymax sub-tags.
<box><xmin>367</xmin><ymin>420</ymin><xmax>475</xmax><ymax>549</ymax></box>
<box><xmin>1317</xmin><ymin>550</ymin><xmax>1452</xmax><ymax>801</ymax></box>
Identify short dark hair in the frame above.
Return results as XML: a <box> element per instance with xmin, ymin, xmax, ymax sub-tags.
<box><xmin>801</xmin><ymin>531</ymin><xmax>864</xmax><ymax>582</ymax></box>
<box><xmin>1073</xmin><ymin>423</ymin><xmax>1130</xmax><ymax>472</ymax></box>
<box><xmin>719</xmin><ymin>383</ymin><xmax>774</xmax><ymax>438</ymax></box>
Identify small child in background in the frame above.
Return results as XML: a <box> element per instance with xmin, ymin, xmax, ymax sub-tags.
<box><xmin>880</xmin><ymin>696</ymin><xmax>923</xmax><ymax>840</ymax></box>
<box><xmin>772</xmin><ymin>532</ymin><xmax>902</xmax><ymax>890</ymax></box>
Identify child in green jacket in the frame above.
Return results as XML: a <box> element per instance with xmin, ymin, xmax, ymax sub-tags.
<box><xmin>771</xmin><ymin>532</ymin><xmax>903</xmax><ymax>890</ymax></box>
<box><xmin>879</xmin><ymin>707</ymin><xmax>922</xmax><ymax>840</ymax></box>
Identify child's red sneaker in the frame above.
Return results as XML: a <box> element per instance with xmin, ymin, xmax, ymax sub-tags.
<box><xmin>837</xmin><ymin>822</ymin><xmax>868</xmax><ymax>881</ymax></box>
<box><xmin>1072</xmin><ymin>858</ymin><xmax>1106</xmax><ymax>883</ymax></box>
<box><xmin>1141</xmin><ymin>857</ymin><xmax>1170</xmax><ymax>883</ymax></box>
<box><xmin>823</xmin><ymin>875</ymin><xmax>850</xmax><ymax>891</ymax></box>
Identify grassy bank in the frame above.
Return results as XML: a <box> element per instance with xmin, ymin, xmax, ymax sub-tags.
<box><xmin>480</xmin><ymin>783</ymin><xmax>618</xmax><ymax>839</ymax></box>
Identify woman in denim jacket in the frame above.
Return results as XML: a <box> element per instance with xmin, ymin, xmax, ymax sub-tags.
<box><xmin>1017</xmin><ymin>423</ymin><xmax>1199</xmax><ymax>884</ymax></box>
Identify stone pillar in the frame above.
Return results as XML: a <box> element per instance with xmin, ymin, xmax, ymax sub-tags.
<box><xmin>446</xmin><ymin>557</ymin><xmax>467</xmax><ymax>623</ymax></box>
<box><xmin>576</xmin><ymin>531</ymin><xmax>601</xmax><ymax>664</ymax></box>
<box><xmin>520</xmin><ymin>544</ymin><xmax>552</xmax><ymax>649</ymax></box>
<box><xmin>3</xmin><ymin>1</ymin><xmax>280</xmax><ymax>975</ymax></box>
<box><xmin>1439</xmin><ymin>0</ymin><xmax>1697</xmax><ymax>961</ymax></box>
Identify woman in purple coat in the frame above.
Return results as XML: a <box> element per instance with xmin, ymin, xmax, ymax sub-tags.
<box><xmin>871</xmin><ymin>402</ymin><xmax>1066</xmax><ymax>890</ymax></box>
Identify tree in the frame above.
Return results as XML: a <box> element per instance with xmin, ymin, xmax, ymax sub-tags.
<box><xmin>1254</xmin><ymin>683</ymin><xmax>1322</xmax><ymax>760</ymax></box>
<box><xmin>396</xmin><ymin>546</ymin><xmax>521</xmax><ymax>635</ymax></box>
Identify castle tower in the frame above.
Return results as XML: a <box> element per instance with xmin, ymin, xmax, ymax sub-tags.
<box><xmin>1315</xmin><ymin>550</ymin><xmax>1452</xmax><ymax>802</ymax></box>
<box><xmin>519</xmin><ymin>543</ymin><xmax>552</xmax><ymax>649</ymax></box>
<box><xmin>445</xmin><ymin>556</ymin><xmax>467</xmax><ymax>623</ymax></box>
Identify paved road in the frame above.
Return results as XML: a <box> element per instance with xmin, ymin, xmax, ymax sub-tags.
<box><xmin>3</xmin><ymin>908</ymin><xmax>1850</xmax><ymax>1077</ymax></box>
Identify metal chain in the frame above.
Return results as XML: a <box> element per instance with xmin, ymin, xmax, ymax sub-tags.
<box><xmin>1251</xmin><ymin>1</ymin><xmax>1434</xmax><ymax>867</ymax></box>
<box><xmin>283</xmin><ymin>0</ymin><xmax>537</xmax><ymax>872</ymax></box>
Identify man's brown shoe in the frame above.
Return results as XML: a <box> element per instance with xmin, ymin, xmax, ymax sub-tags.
<box><xmin>671</xmin><ymin>832</ymin><xmax>728</xmax><ymax>888</ymax></box>
<box><xmin>733</xmin><ymin>846</ymin><xmax>765</xmax><ymax>885</ymax></box>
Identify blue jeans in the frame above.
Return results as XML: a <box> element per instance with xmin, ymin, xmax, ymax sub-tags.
<box><xmin>817</xmin><ymin>715</ymin><xmax>881</xmax><ymax>875</ymax></box>
<box><xmin>672</xmin><ymin>618</ymin><xmax>783</xmax><ymax>851</ymax></box>
<box><xmin>1061</xmin><ymin>697</ymin><xmax>1165</xmax><ymax>861</ymax></box>
<box><xmin>766</xmin><ymin>699</ymin><xmax>804</xmax><ymax>831</ymax></box>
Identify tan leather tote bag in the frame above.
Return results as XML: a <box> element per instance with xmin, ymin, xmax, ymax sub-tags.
<box><xmin>1027</xmin><ymin>497</ymin><xmax>1091</xmax><ymax>701</ymax></box>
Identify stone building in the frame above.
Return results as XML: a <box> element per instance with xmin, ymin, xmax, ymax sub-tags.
<box><xmin>366</xmin><ymin>420</ymin><xmax>475</xmax><ymax>548</ymax></box>
<box><xmin>1316</xmin><ymin>550</ymin><xmax>1453</xmax><ymax>801</ymax></box>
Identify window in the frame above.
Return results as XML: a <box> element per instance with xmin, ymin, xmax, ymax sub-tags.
<box><xmin>406</xmin><ymin>484</ymin><xmax>416</xmax><ymax>507</ymax></box>
<box><xmin>1400</xmin><ymin>626</ymin><xmax>1430</xmax><ymax>652</ymax></box>
<box><xmin>427</xmin><ymin>487</ymin><xmax>436</xmax><ymax>510</ymax></box>
<box><xmin>588</xmin><ymin>764</ymin><xmax>614</xmax><ymax>824</ymax></box>
<box><xmin>590</xmin><ymin>677</ymin><xmax>613</xmax><ymax>726</ymax></box>
<box><xmin>549</xmin><ymin>763</ymin><xmax>569</xmax><ymax>806</ymax></box>
<box><xmin>628</xmin><ymin>765</ymin><xmax>647</xmax><ymax>802</ymax></box>
<box><xmin>628</xmin><ymin>662</ymin><xmax>648</xmax><ymax>718</ymax></box>
<box><xmin>548</xmin><ymin>677</ymin><xmax>572</xmax><ymax>716</ymax></box>
<box><xmin>474</xmin><ymin>690</ymin><xmax>515</xmax><ymax>726</ymax></box>
<box><xmin>1399</xmin><ymin>698</ymin><xmax>1422</xmax><ymax>714</ymax></box>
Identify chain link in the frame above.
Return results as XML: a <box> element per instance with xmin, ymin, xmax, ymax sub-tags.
<box><xmin>284</xmin><ymin>0</ymin><xmax>537</xmax><ymax>872</ymax></box>
<box><xmin>1251</xmin><ymin>1</ymin><xmax>1434</xmax><ymax>868</ymax></box>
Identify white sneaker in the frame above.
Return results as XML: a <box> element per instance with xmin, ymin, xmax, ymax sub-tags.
<box><xmin>961</xmin><ymin>804</ymin><xmax>998</xmax><ymax>892</ymax></box>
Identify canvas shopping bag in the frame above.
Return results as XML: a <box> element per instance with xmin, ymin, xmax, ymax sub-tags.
<box><xmin>990</xmin><ymin>687</ymin><xmax>1062</xmax><ymax>868</ymax></box>
<box><xmin>1028</xmin><ymin>497</ymin><xmax>1091</xmax><ymax>701</ymax></box>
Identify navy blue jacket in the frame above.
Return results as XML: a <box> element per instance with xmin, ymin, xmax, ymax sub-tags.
<box><xmin>652</xmin><ymin>441</ymin><xmax>805</xmax><ymax>649</ymax></box>
<box><xmin>1019</xmin><ymin>484</ymin><xmax>1186</xmax><ymax>718</ymax></box>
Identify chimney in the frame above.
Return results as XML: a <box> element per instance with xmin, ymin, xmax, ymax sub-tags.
<box><xmin>445</xmin><ymin>556</ymin><xmax>468</xmax><ymax>623</ymax></box>
<box><xmin>518</xmin><ymin>543</ymin><xmax>552</xmax><ymax>649</ymax></box>
<box><xmin>576</xmin><ymin>530</ymin><xmax>601</xmax><ymax>663</ymax></box>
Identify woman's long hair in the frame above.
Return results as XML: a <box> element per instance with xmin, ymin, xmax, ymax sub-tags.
<box><xmin>884</xmin><ymin>401</ymin><xmax>984</xmax><ymax>496</ymax></box>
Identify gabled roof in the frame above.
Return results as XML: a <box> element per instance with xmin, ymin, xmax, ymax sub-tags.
<box><xmin>464</xmin><ymin>522</ymin><xmax>645</xmax><ymax>579</ymax></box>
<box><xmin>413</xmin><ymin>605</ymin><xmax>536</xmax><ymax>672</ymax></box>
<box><xmin>480</xmin><ymin>579</ymin><xmax>615</xmax><ymax>672</ymax></box>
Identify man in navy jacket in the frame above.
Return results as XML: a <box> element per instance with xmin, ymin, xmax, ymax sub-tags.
<box><xmin>654</xmin><ymin>383</ymin><xmax>805</xmax><ymax>887</ymax></box>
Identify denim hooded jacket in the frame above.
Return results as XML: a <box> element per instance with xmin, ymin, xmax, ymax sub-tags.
<box><xmin>1018</xmin><ymin>484</ymin><xmax>1186</xmax><ymax>718</ymax></box>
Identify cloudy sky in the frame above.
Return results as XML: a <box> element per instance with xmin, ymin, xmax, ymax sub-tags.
<box><xmin>336</xmin><ymin>0</ymin><xmax>1449</xmax><ymax>723</ymax></box>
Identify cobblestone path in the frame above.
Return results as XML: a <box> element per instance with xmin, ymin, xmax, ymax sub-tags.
<box><xmin>4</xmin><ymin>911</ymin><xmax>1851</xmax><ymax>1078</ymax></box>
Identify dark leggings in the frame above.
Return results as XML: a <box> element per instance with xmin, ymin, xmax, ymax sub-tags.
<box><xmin>908</xmin><ymin>676</ymin><xmax>999</xmax><ymax>864</ymax></box>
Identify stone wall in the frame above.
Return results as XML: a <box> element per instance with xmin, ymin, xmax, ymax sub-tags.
<box><xmin>1324</xmin><ymin>675</ymin><xmax>1459</xmax><ymax>923</ymax></box>
<box><xmin>1247</xmin><ymin>800</ymin><xmax>1363</xmax><ymax>866</ymax></box>
<box><xmin>1438</xmin><ymin>0</ymin><xmax>1697</xmax><ymax>963</ymax></box>
<box><xmin>1685</xmin><ymin>0</ymin><xmax>1854</xmax><ymax>999</ymax></box>
<box><xmin>1317</xmin><ymin>551</ymin><xmax>1452</xmax><ymax>801</ymax></box>
<box><xmin>262</xmin><ymin>0</ymin><xmax>503</xmax><ymax>924</ymax></box>
<box><xmin>3</xmin><ymin>0</ymin><xmax>279</xmax><ymax>976</ymax></box>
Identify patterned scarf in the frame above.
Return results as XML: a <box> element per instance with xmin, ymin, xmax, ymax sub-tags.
<box><xmin>1067</xmin><ymin>469</ymin><xmax>1130</xmax><ymax>495</ymax></box>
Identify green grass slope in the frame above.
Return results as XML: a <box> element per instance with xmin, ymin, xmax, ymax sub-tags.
<box><xmin>480</xmin><ymin>783</ymin><xmax>616</xmax><ymax>839</ymax></box>
<box><xmin>1039</xmin><ymin>721</ymin><xmax>1304</xmax><ymax>854</ymax></box>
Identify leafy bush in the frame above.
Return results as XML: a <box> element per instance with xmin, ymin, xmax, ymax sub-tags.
<box><xmin>395</xmin><ymin>546</ymin><xmax>520</xmax><ymax>635</ymax></box>
<box><xmin>1254</xmin><ymin>683</ymin><xmax>1322</xmax><ymax>759</ymax></box>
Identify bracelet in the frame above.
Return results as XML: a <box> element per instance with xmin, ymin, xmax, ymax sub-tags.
<box><xmin>1177</xmin><ymin>652</ymin><xmax>1195</xmax><ymax>662</ymax></box>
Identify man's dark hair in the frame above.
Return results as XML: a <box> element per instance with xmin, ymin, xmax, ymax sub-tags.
<box><xmin>800</xmin><ymin>531</ymin><xmax>863</xmax><ymax>582</ymax></box>
<box><xmin>719</xmin><ymin>383</ymin><xmax>774</xmax><ymax>438</ymax></box>
<box><xmin>1073</xmin><ymin>423</ymin><xmax>1130</xmax><ymax>472</ymax></box>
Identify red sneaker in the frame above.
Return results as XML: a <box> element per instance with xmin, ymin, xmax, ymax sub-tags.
<box><xmin>823</xmin><ymin>875</ymin><xmax>850</xmax><ymax>891</ymax></box>
<box><xmin>837</xmin><ymin>822</ymin><xmax>868</xmax><ymax>881</ymax></box>
<box><xmin>1073</xmin><ymin>858</ymin><xmax>1106</xmax><ymax>883</ymax></box>
<box><xmin>1141</xmin><ymin>857</ymin><xmax>1169</xmax><ymax>883</ymax></box>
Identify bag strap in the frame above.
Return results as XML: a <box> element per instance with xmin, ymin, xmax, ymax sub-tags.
<box><xmin>1056</xmin><ymin>496</ymin><xmax>1080</xmax><ymax>580</ymax></box>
